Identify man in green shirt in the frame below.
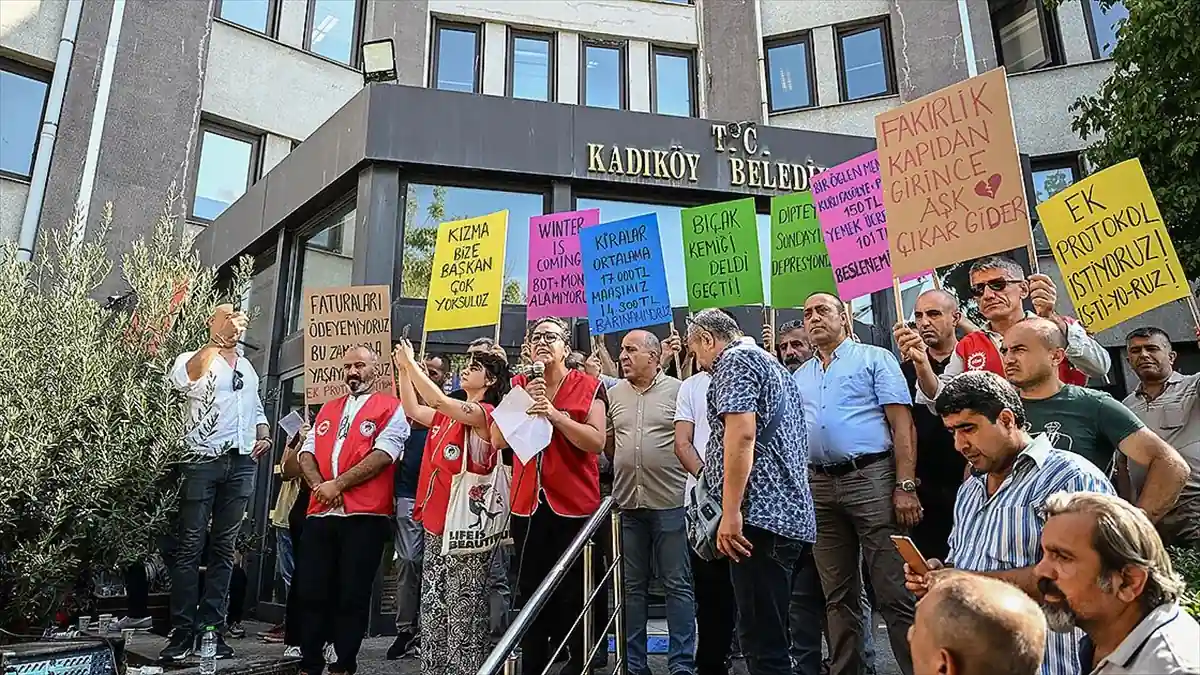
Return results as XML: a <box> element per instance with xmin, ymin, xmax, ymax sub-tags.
<box><xmin>1000</xmin><ymin>317</ymin><xmax>1188</xmax><ymax>524</ymax></box>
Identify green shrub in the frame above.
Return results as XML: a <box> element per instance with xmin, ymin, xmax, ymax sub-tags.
<box><xmin>1170</xmin><ymin>546</ymin><xmax>1200</xmax><ymax>619</ymax></box>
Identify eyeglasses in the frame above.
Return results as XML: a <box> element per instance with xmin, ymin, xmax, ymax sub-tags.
<box><xmin>232</xmin><ymin>370</ymin><xmax>245</xmax><ymax>392</ymax></box>
<box><xmin>528</xmin><ymin>332</ymin><xmax>564</xmax><ymax>345</ymax></box>
<box><xmin>970</xmin><ymin>279</ymin><xmax>1023</xmax><ymax>297</ymax></box>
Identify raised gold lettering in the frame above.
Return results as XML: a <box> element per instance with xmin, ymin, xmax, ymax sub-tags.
<box><xmin>763</xmin><ymin>161</ymin><xmax>778</xmax><ymax>189</ymax></box>
<box><xmin>642</xmin><ymin>149</ymin><xmax>653</xmax><ymax>177</ymax></box>
<box><xmin>652</xmin><ymin>150</ymin><xmax>669</xmax><ymax>178</ymax></box>
<box><xmin>668</xmin><ymin>149</ymin><xmax>687</xmax><ymax>180</ymax></box>
<box><xmin>686</xmin><ymin>153</ymin><xmax>699</xmax><ymax>182</ymax></box>
<box><xmin>742</xmin><ymin>127</ymin><xmax>759</xmax><ymax>155</ymax></box>
<box><xmin>588</xmin><ymin>143</ymin><xmax>606</xmax><ymax>173</ymax></box>
<box><xmin>747</xmin><ymin>160</ymin><xmax>763</xmax><ymax>188</ymax></box>
<box><xmin>625</xmin><ymin>147</ymin><xmax>644</xmax><ymax>176</ymax></box>
<box><xmin>609</xmin><ymin>147</ymin><xmax>625</xmax><ymax>174</ymax></box>
<box><xmin>778</xmin><ymin>163</ymin><xmax>792</xmax><ymax>190</ymax></box>
<box><xmin>711</xmin><ymin>124</ymin><xmax>728</xmax><ymax>152</ymax></box>
<box><xmin>729</xmin><ymin>157</ymin><xmax>746</xmax><ymax>186</ymax></box>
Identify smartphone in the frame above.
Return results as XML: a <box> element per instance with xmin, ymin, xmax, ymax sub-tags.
<box><xmin>401</xmin><ymin>323</ymin><xmax>411</xmax><ymax>340</ymax></box>
<box><xmin>890</xmin><ymin>535</ymin><xmax>930</xmax><ymax>574</ymax></box>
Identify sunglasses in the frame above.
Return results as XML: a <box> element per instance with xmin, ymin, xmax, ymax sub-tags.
<box><xmin>970</xmin><ymin>278</ymin><xmax>1023</xmax><ymax>297</ymax></box>
<box><xmin>232</xmin><ymin>370</ymin><xmax>245</xmax><ymax>392</ymax></box>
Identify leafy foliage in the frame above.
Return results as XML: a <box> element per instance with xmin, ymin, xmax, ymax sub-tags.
<box><xmin>1171</xmin><ymin>546</ymin><xmax>1200</xmax><ymax>619</ymax></box>
<box><xmin>0</xmin><ymin>196</ymin><xmax>253</xmax><ymax>627</ymax></box>
<box><xmin>1050</xmin><ymin>0</ymin><xmax>1200</xmax><ymax>278</ymax></box>
<box><xmin>401</xmin><ymin>186</ymin><xmax>524</xmax><ymax>304</ymax></box>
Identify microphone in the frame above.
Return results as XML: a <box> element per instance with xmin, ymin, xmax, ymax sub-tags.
<box><xmin>531</xmin><ymin>361</ymin><xmax>545</xmax><ymax>380</ymax></box>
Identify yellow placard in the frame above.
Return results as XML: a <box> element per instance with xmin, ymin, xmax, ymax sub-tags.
<box><xmin>424</xmin><ymin>210</ymin><xmax>508</xmax><ymax>332</ymax></box>
<box><xmin>1036</xmin><ymin>158</ymin><xmax>1189</xmax><ymax>334</ymax></box>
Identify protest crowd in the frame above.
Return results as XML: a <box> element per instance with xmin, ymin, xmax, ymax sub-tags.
<box><xmin>114</xmin><ymin>68</ymin><xmax>1200</xmax><ymax>675</ymax></box>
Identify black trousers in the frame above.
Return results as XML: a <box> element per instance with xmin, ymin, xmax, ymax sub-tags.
<box><xmin>284</xmin><ymin>493</ymin><xmax>309</xmax><ymax>646</ymax></box>
<box><xmin>909</xmin><ymin>486</ymin><xmax>958</xmax><ymax>563</ymax></box>
<box><xmin>295</xmin><ymin>515</ymin><xmax>389</xmax><ymax>674</ymax></box>
<box><xmin>512</xmin><ymin>506</ymin><xmax>590</xmax><ymax>675</ymax></box>
<box><xmin>692</xmin><ymin>553</ymin><xmax>736</xmax><ymax>675</ymax></box>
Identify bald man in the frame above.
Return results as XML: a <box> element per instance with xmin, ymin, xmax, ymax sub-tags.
<box><xmin>897</xmin><ymin>290</ymin><xmax>967</xmax><ymax>561</ymax></box>
<box><xmin>908</xmin><ymin>572</ymin><xmax>1046</xmax><ymax>675</ymax></box>
<box><xmin>1002</xmin><ymin>318</ymin><xmax>1187</xmax><ymax>524</ymax></box>
<box><xmin>606</xmin><ymin>329</ymin><xmax>694</xmax><ymax>674</ymax></box>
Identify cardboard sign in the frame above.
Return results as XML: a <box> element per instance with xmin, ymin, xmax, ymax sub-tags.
<box><xmin>769</xmin><ymin>192</ymin><xmax>837</xmax><ymax>308</ymax></box>
<box><xmin>304</xmin><ymin>285</ymin><xmax>392</xmax><ymax>404</ymax></box>
<box><xmin>424</xmin><ymin>210</ymin><xmax>508</xmax><ymax>332</ymax></box>
<box><xmin>526</xmin><ymin>209</ymin><xmax>599</xmax><ymax>321</ymax></box>
<box><xmin>681</xmin><ymin>198</ymin><xmax>764</xmax><ymax>310</ymax></box>
<box><xmin>875</xmin><ymin>67</ymin><xmax>1032</xmax><ymax>277</ymax></box>
<box><xmin>1036</xmin><ymin>158</ymin><xmax>1190</xmax><ymax>333</ymax></box>
<box><xmin>579</xmin><ymin>213</ymin><xmax>673</xmax><ymax>335</ymax></box>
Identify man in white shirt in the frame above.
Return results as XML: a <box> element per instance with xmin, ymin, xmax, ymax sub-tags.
<box><xmin>1035</xmin><ymin>491</ymin><xmax>1198</xmax><ymax>674</ymax></box>
<box><xmin>161</xmin><ymin>304</ymin><xmax>271</xmax><ymax>661</ymax></box>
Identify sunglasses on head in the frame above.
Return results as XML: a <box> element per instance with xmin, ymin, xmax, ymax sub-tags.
<box><xmin>233</xmin><ymin>370</ymin><xmax>244</xmax><ymax>392</ymax></box>
<box><xmin>970</xmin><ymin>278</ymin><xmax>1023</xmax><ymax>297</ymax></box>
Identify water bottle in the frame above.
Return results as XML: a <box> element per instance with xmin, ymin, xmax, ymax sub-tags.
<box><xmin>199</xmin><ymin>626</ymin><xmax>217</xmax><ymax>675</ymax></box>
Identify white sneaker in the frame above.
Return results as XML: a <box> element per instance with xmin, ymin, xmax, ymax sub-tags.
<box><xmin>324</xmin><ymin>643</ymin><xmax>337</xmax><ymax>664</ymax></box>
<box><xmin>108</xmin><ymin>616</ymin><xmax>152</xmax><ymax>631</ymax></box>
<box><xmin>283</xmin><ymin>646</ymin><xmax>301</xmax><ymax>658</ymax></box>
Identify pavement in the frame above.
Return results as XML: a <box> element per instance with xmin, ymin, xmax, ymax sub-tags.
<box><xmin>125</xmin><ymin>616</ymin><xmax>903</xmax><ymax>675</ymax></box>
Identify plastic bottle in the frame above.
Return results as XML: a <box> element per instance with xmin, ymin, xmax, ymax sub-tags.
<box><xmin>199</xmin><ymin>626</ymin><xmax>218</xmax><ymax>675</ymax></box>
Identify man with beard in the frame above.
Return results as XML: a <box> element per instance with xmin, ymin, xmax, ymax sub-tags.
<box><xmin>1001</xmin><ymin>319</ymin><xmax>1188</xmax><ymax>523</ymax></box>
<box><xmin>1035</xmin><ymin>491</ymin><xmax>1198</xmax><ymax>673</ymax></box>
<box><xmin>1119</xmin><ymin>326</ymin><xmax>1200</xmax><ymax>547</ymax></box>
<box><xmin>896</xmin><ymin>290</ymin><xmax>968</xmax><ymax>560</ymax></box>
<box><xmin>295</xmin><ymin>345</ymin><xmax>410</xmax><ymax>675</ymax></box>
<box><xmin>902</xmin><ymin>256</ymin><xmax>1110</xmax><ymax>406</ymax></box>
<box><xmin>776</xmin><ymin>320</ymin><xmax>813</xmax><ymax>372</ymax></box>
<box><xmin>904</xmin><ymin>371</ymin><xmax>1114</xmax><ymax>675</ymax></box>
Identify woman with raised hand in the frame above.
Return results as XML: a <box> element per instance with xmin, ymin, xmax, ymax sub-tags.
<box><xmin>392</xmin><ymin>340</ymin><xmax>511</xmax><ymax>675</ymax></box>
<box><xmin>490</xmin><ymin>317</ymin><xmax>607</xmax><ymax>675</ymax></box>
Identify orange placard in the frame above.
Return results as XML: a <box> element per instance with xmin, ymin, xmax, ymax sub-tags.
<box><xmin>303</xmin><ymin>285</ymin><xmax>393</xmax><ymax>404</ymax></box>
<box><xmin>875</xmin><ymin>68</ymin><xmax>1032</xmax><ymax>278</ymax></box>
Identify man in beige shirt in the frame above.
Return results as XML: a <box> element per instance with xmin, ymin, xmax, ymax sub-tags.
<box><xmin>605</xmin><ymin>329</ymin><xmax>692</xmax><ymax>675</ymax></box>
<box><xmin>1119</xmin><ymin>326</ymin><xmax>1200</xmax><ymax>547</ymax></box>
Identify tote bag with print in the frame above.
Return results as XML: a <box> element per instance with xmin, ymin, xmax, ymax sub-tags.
<box><xmin>441</xmin><ymin>428</ymin><xmax>511</xmax><ymax>556</ymax></box>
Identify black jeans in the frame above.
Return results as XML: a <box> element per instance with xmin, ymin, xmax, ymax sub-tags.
<box><xmin>295</xmin><ymin>515</ymin><xmax>389</xmax><ymax>674</ymax></box>
<box><xmin>284</xmin><ymin>490</ymin><xmax>309</xmax><ymax>647</ymax></box>
<box><xmin>693</xmin><ymin>553</ymin><xmax>736</xmax><ymax>675</ymax></box>
<box><xmin>512</xmin><ymin>506</ymin><xmax>590</xmax><ymax>675</ymax></box>
<box><xmin>729</xmin><ymin>526</ymin><xmax>806</xmax><ymax>675</ymax></box>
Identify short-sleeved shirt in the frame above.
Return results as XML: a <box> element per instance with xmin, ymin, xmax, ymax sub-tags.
<box><xmin>675</xmin><ymin>371</ymin><xmax>712</xmax><ymax>495</ymax></box>
<box><xmin>608</xmin><ymin>372</ymin><xmax>686</xmax><ymax>510</ymax></box>
<box><xmin>1122</xmin><ymin>371</ymin><xmax>1200</xmax><ymax>501</ymax></box>
<box><xmin>792</xmin><ymin>338</ymin><xmax>912</xmax><ymax>465</ymax></box>
<box><xmin>705</xmin><ymin>340</ymin><xmax>815</xmax><ymax>543</ymax></box>
<box><xmin>1079</xmin><ymin>602</ymin><xmax>1200</xmax><ymax>674</ymax></box>
<box><xmin>1023</xmin><ymin>384</ymin><xmax>1144</xmax><ymax>473</ymax></box>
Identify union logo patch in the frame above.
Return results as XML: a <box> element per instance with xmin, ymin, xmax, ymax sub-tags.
<box><xmin>966</xmin><ymin>352</ymin><xmax>987</xmax><ymax>371</ymax></box>
<box><xmin>316</xmin><ymin>420</ymin><xmax>332</xmax><ymax>436</ymax></box>
<box><xmin>443</xmin><ymin>444</ymin><xmax>462</xmax><ymax>462</ymax></box>
<box><xmin>359</xmin><ymin>420</ymin><xmax>377</xmax><ymax>437</ymax></box>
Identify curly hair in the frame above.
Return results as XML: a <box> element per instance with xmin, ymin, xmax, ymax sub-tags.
<box><xmin>470</xmin><ymin>352</ymin><xmax>512</xmax><ymax>407</ymax></box>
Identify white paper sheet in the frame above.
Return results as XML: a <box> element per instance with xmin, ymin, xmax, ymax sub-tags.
<box><xmin>493</xmin><ymin>387</ymin><xmax>553</xmax><ymax>465</ymax></box>
<box><xmin>278</xmin><ymin>411</ymin><xmax>304</xmax><ymax>440</ymax></box>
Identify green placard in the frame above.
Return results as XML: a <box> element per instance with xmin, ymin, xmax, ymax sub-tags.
<box><xmin>681</xmin><ymin>198</ymin><xmax>764</xmax><ymax>310</ymax></box>
<box><xmin>770</xmin><ymin>192</ymin><xmax>837</xmax><ymax>309</ymax></box>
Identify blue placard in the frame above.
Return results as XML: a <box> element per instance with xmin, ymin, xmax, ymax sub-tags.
<box><xmin>579</xmin><ymin>213</ymin><xmax>673</xmax><ymax>335</ymax></box>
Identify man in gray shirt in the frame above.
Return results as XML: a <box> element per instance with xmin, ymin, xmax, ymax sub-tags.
<box><xmin>606</xmin><ymin>329</ymin><xmax>693</xmax><ymax>675</ymax></box>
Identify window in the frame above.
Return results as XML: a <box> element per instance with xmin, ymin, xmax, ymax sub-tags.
<box><xmin>651</xmin><ymin>48</ymin><xmax>696</xmax><ymax>117</ymax></box>
<box><xmin>304</xmin><ymin>0</ymin><xmax>361</xmax><ymax>66</ymax></box>
<box><xmin>1083</xmin><ymin>0</ymin><xmax>1128</xmax><ymax>59</ymax></box>
<box><xmin>580</xmin><ymin>41</ymin><xmax>626</xmax><ymax>110</ymax></box>
<box><xmin>765</xmin><ymin>34</ymin><xmax>816</xmax><ymax>112</ymax></box>
<box><xmin>1031</xmin><ymin>156</ymin><xmax>1081</xmax><ymax>204</ymax></box>
<box><xmin>990</xmin><ymin>0</ymin><xmax>1063</xmax><ymax>73</ymax></box>
<box><xmin>0</xmin><ymin>61</ymin><xmax>50</xmax><ymax>180</ymax></box>
<box><xmin>403</xmin><ymin>184</ymin><xmax>545</xmax><ymax>301</ymax></box>
<box><xmin>190</xmin><ymin>123</ymin><xmax>260</xmax><ymax>221</ymax></box>
<box><xmin>239</xmin><ymin>250</ymin><xmax>277</xmax><ymax>362</ymax></box>
<box><xmin>508</xmin><ymin>31</ymin><xmax>554</xmax><ymax>101</ymax></box>
<box><xmin>433</xmin><ymin>22</ymin><xmax>482</xmax><ymax>93</ymax></box>
<box><xmin>290</xmin><ymin>199</ymin><xmax>357</xmax><ymax>331</ymax></box>
<box><xmin>835</xmin><ymin>19</ymin><xmax>896</xmax><ymax>101</ymax></box>
<box><xmin>214</xmin><ymin>0</ymin><xmax>277</xmax><ymax>36</ymax></box>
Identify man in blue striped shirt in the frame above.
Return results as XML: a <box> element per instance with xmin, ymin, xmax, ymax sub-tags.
<box><xmin>903</xmin><ymin>371</ymin><xmax>1114</xmax><ymax>675</ymax></box>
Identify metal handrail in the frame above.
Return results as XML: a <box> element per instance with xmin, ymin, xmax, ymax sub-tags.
<box><xmin>477</xmin><ymin>496</ymin><xmax>626</xmax><ymax>675</ymax></box>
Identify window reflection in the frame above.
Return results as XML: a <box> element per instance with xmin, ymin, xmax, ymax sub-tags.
<box><xmin>583</xmin><ymin>43</ymin><xmax>622</xmax><ymax>109</ymax></box>
<box><xmin>291</xmin><ymin>200</ymin><xmax>356</xmax><ymax>330</ymax></box>
<box><xmin>0</xmin><ymin>67</ymin><xmax>49</xmax><ymax>178</ymax></box>
<box><xmin>436</xmin><ymin>26</ymin><xmax>480</xmax><ymax>93</ymax></box>
<box><xmin>240</xmin><ymin>251</ymin><xmax>278</xmax><ymax>362</ymax></box>
<box><xmin>307</xmin><ymin>0</ymin><xmax>357</xmax><ymax>65</ymax></box>
<box><xmin>765</xmin><ymin>39</ymin><xmax>813</xmax><ymax>111</ymax></box>
<box><xmin>1032</xmin><ymin>165</ymin><xmax>1078</xmax><ymax>204</ymax></box>
<box><xmin>403</xmin><ymin>184</ymin><xmax>545</xmax><ymax>302</ymax></box>
<box><xmin>192</xmin><ymin>128</ymin><xmax>256</xmax><ymax>221</ymax></box>
<box><xmin>218</xmin><ymin>0</ymin><xmax>271</xmax><ymax>34</ymax></box>
<box><xmin>653</xmin><ymin>51</ymin><xmax>693</xmax><ymax>117</ymax></box>
<box><xmin>1087</xmin><ymin>0</ymin><xmax>1127</xmax><ymax>58</ymax></box>
<box><xmin>839</xmin><ymin>25</ymin><xmax>890</xmax><ymax>100</ymax></box>
<box><xmin>993</xmin><ymin>0</ymin><xmax>1054</xmax><ymax>73</ymax></box>
<box><xmin>511</xmin><ymin>35</ymin><xmax>551</xmax><ymax>101</ymax></box>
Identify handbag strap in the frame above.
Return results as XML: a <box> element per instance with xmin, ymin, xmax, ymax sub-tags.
<box><xmin>756</xmin><ymin>371</ymin><xmax>789</xmax><ymax>451</ymax></box>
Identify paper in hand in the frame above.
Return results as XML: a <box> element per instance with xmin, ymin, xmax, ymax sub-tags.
<box><xmin>493</xmin><ymin>386</ymin><xmax>553</xmax><ymax>465</ymax></box>
<box><xmin>278</xmin><ymin>411</ymin><xmax>304</xmax><ymax>440</ymax></box>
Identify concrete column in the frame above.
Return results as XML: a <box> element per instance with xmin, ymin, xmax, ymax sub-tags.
<box><xmin>482</xmin><ymin>22</ymin><xmax>507</xmax><ymax>96</ymax></box>
<box><xmin>628</xmin><ymin>39</ymin><xmax>650</xmax><ymax>112</ymax></box>
<box><xmin>352</xmin><ymin>164</ymin><xmax>402</xmax><ymax>288</ymax></box>
<box><xmin>698</xmin><ymin>0</ymin><xmax>762</xmax><ymax>121</ymax></box>
<box><xmin>277</xmin><ymin>0</ymin><xmax>306</xmax><ymax>48</ymax></box>
<box><xmin>363</xmin><ymin>0</ymin><xmax>429</xmax><ymax>87</ymax></box>
<box><xmin>557</xmin><ymin>32</ymin><xmax>580</xmax><ymax>104</ymax></box>
<box><xmin>889</xmin><ymin>0</ymin><xmax>998</xmax><ymax>102</ymax></box>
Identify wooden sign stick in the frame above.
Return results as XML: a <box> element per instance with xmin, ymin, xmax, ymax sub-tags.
<box><xmin>669</xmin><ymin>322</ymin><xmax>682</xmax><ymax>375</ymax></box>
<box><xmin>1186</xmin><ymin>295</ymin><xmax>1200</xmax><ymax>345</ymax></box>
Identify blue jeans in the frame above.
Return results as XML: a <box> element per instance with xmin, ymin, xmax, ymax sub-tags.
<box><xmin>729</xmin><ymin>526</ymin><xmax>805</xmax><ymax>675</ymax></box>
<box><xmin>275</xmin><ymin>527</ymin><xmax>294</xmax><ymax>590</ymax></box>
<box><xmin>622</xmin><ymin>507</ymin><xmax>696</xmax><ymax>675</ymax></box>
<box><xmin>790</xmin><ymin>548</ymin><xmax>876</xmax><ymax>675</ymax></box>
<box><xmin>169</xmin><ymin>452</ymin><xmax>256</xmax><ymax>631</ymax></box>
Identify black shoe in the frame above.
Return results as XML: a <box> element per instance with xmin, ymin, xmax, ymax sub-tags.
<box><xmin>225</xmin><ymin>622</ymin><xmax>246</xmax><ymax>639</ymax></box>
<box><xmin>159</xmin><ymin>631</ymin><xmax>194</xmax><ymax>661</ymax></box>
<box><xmin>214</xmin><ymin>633</ymin><xmax>235</xmax><ymax>659</ymax></box>
<box><xmin>386</xmin><ymin>632</ymin><xmax>415</xmax><ymax>660</ymax></box>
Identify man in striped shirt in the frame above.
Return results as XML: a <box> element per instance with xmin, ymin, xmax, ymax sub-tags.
<box><xmin>903</xmin><ymin>371</ymin><xmax>1114</xmax><ymax>675</ymax></box>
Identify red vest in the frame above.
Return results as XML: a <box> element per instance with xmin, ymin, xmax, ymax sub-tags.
<box><xmin>412</xmin><ymin>407</ymin><xmax>497</xmax><ymax>535</ymax></box>
<box><xmin>307</xmin><ymin>393</ymin><xmax>402</xmax><ymax>517</ymax></box>
<box><xmin>510</xmin><ymin>369</ymin><xmax>602</xmax><ymax>518</ymax></box>
<box><xmin>956</xmin><ymin>322</ymin><xmax>1088</xmax><ymax>386</ymax></box>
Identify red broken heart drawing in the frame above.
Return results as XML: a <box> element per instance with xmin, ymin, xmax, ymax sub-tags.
<box><xmin>974</xmin><ymin>173</ymin><xmax>1003</xmax><ymax>199</ymax></box>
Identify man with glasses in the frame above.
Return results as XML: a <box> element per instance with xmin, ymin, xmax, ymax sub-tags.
<box><xmin>897</xmin><ymin>256</ymin><xmax>1110</xmax><ymax>407</ymax></box>
<box><xmin>162</xmin><ymin>304</ymin><xmax>272</xmax><ymax>660</ymax></box>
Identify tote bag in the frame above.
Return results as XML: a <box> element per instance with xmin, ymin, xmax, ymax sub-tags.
<box><xmin>441</xmin><ymin>428</ymin><xmax>511</xmax><ymax>557</ymax></box>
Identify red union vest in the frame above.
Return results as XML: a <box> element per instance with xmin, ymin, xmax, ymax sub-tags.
<box><xmin>510</xmin><ymin>369</ymin><xmax>602</xmax><ymax>518</ymax></box>
<box><xmin>307</xmin><ymin>392</ymin><xmax>402</xmax><ymax>517</ymax></box>
<box><xmin>956</xmin><ymin>319</ymin><xmax>1089</xmax><ymax>386</ymax></box>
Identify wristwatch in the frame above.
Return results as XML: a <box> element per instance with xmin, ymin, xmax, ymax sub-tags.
<box><xmin>896</xmin><ymin>479</ymin><xmax>919</xmax><ymax>492</ymax></box>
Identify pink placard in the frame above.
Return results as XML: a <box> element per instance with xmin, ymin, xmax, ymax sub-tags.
<box><xmin>812</xmin><ymin>151</ymin><xmax>929</xmax><ymax>300</ymax></box>
<box><xmin>526</xmin><ymin>209</ymin><xmax>599</xmax><ymax>320</ymax></box>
